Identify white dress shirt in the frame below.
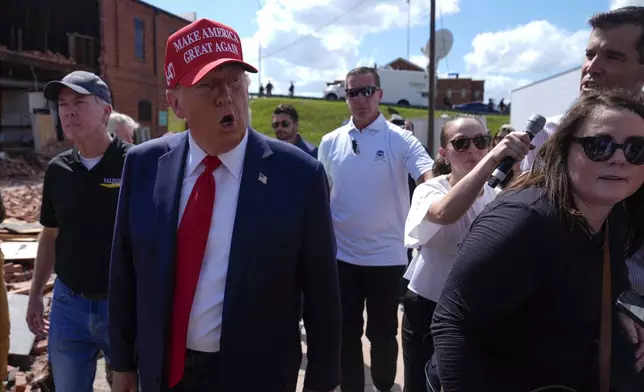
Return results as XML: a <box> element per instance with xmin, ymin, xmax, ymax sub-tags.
<box><xmin>179</xmin><ymin>129</ymin><xmax>248</xmax><ymax>352</ymax></box>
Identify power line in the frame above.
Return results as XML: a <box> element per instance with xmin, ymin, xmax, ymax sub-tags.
<box><xmin>260</xmin><ymin>0</ymin><xmax>372</xmax><ymax>60</ymax></box>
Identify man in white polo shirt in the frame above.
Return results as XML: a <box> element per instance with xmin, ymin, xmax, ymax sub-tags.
<box><xmin>318</xmin><ymin>66</ymin><xmax>433</xmax><ymax>392</ymax></box>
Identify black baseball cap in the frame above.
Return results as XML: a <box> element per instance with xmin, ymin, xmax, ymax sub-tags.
<box><xmin>43</xmin><ymin>71</ymin><xmax>112</xmax><ymax>105</ymax></box>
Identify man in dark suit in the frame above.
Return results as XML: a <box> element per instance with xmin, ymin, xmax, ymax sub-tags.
<box><xmin>272</xmin><ymin>104</ymin><xmax>318</xmax><ymax>158</ymax></box>
<box><xmin>109</xmin><ymin>18</ymin><xmax>341</xmax><ymax>392</ymax></box>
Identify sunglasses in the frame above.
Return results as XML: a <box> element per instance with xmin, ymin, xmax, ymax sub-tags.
<box><xmin>572</xmin><ymin>135</ymin><xmax>644</xmax><ymax>165</ymax></box>
<box><xmin>449</xmin><ymin>135</ymin><xmax>491</xmax><ymax>152</ymax></box>
<box><xmin>345</xmin><ymin>86</ymin><xmax>379</xmax><ymax>98</ymax></box>
<box><xmin>272</xmin><ymin>120</ymin><xmax>291</xmax><ymax>129</ymax></box>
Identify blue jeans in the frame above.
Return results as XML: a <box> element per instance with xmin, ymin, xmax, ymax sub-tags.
<box><xmin>48</xmin><ymin>278</ymin><xmax>110</xmax><ymax>392</ymax></box>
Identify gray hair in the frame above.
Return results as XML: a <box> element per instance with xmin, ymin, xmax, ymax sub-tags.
<box><xmin>108</xmin><ymin>111</ymin><xmax>139</xmax><ymax>134</ymax></box>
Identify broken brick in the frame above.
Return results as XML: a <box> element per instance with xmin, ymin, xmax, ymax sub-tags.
<box><xmin>15</xmin><ymin>372</ymin><xmax>27</xmax><ymax>392</ymax></box>
<box><xmin>13</xmin><ymin>273</ymin><xmax>26</xmax><ymax>282</ymax></box>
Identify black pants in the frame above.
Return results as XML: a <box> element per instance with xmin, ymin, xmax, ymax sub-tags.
<box><xmin>402</xmin><ymin>289</ymin><xmax>437</xmax><ymax>392</ymax></box>
<box><xmin>338</xmin><ymin>260</ymin><xmax>406</xmax><ymax>392</ymax></box>
<box><xmin>400</xmin><ymin>250</ymin><xmax>414</xmax><ymax>302</ymax></box>
<box><xmin>170</xmin><ymin>350</ymin><xmax>221</xmax><ymax>391</ymax></box>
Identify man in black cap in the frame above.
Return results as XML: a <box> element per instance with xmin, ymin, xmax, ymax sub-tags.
<box><xmin>25</xmin><ymin>70</ymin><xmax>130</xmax><ymax>391</ymax></box>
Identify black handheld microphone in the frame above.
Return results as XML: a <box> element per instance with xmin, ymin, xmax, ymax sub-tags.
<box><xmin>487</xmin><ymin>114</ymin><xmax>546</xmax><ymax>188</ymax></box>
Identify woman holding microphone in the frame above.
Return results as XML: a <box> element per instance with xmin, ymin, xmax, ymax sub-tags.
<box><xmin>431</xmin><ymin>91</ymin><xmax>644</xmax><ymax>391</ymax></box>
<box><xmin>401</xmin><ymin>116</ymin><xmax>531</xmax><ymax>392</ymax></box>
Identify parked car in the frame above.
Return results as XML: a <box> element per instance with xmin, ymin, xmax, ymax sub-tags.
<box><xmin>453</xmin><ymin>101</ymin><xmax>501</xmax><ymax>115</ymax></box>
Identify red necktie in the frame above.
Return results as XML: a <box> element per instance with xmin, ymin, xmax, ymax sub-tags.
<box><xmin>167</xmin><ymin>155</ymin><xmax>221</xmax><ymax>387</ymax></box>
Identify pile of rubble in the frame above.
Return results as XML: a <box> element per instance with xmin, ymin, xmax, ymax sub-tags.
<box><xmin>2</xmin><ymin>186</ymin><xmax>43</xmax><ymax>224</ymax></box>
<box><xmin>0</xmin><ymin>156</ymin><xmax>44</xmax><ymax>181</ymax></box>
<box><xmin>0</xmin><ymin>142</ymin><xmax>71</xmax><ymax>224</ymax></box>
<box><xmin>2</xmin><ymin>221</ymin><xmax>55</xmax><ymax>392</ymax></box>
<box><xmin>0</xmin><ymin>147</ymin><xmax>67</xmax><ymax>390</ymax></box>
<box><xmin>0</xmin><ymin>45</ymin><xmax>75</xmax><ymax>65</ymax></box>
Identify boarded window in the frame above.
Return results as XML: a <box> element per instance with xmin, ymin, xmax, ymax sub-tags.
<box><xmin>134</xmin><ymin>18</ymin><xmax>145</xmax><ymax>59</ymax></box>
<box><xmin>138</xmin><ymin>100</ymin><xmax>152</xmax><ymax>122</ymax></box>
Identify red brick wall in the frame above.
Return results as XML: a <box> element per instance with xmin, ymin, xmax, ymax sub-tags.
<box><xmin>100</xmin><ymin>0</ymin><xmax>188</xmax><ymax>138</ymax></box>
<box><xmin>436</xmin><ymin>78</ymin><xmax>485</xmax><ymax>107</ymax></box>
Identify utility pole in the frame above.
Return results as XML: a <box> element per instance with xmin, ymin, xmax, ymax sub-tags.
<box><xmin>427</xmin><ymin>0</ymin><xmax>436</xmax><ymax>155</ymax></box>
<box><xmin>256</xmin><ymin>0</ymin><xmax>263</xmax><ymax>90</ymax></box>
<box><xmin>407</xmin><ymin>0</ymin><xmax>411</xmax><ymax>60</ymax></box>
<box><xmin>258</xmin><ymin>44</ymin><xmax>262</xmax><ymax>89</ymax></box>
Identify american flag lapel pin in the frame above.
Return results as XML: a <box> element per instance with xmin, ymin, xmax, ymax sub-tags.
<box><xmin>258</xmin><ymin>172</ymin><xmax>268</xmax><ymax>184</ymax></box>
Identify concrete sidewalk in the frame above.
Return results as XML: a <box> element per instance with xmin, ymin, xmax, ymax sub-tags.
<box><xmin>94</xmin><ymin>306</ymin><xmax>406</xmax><ymax>392</ymax></box>
<box><xmin>296</xmin><ymin>306</ymin><xmax>405</xmax><ymax>392</ymax></box>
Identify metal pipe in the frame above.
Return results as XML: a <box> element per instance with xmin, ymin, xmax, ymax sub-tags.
<box><xmin>427</xmin><ymin>0</ymin><xmax>436</xmax><ymax>155</ymax></box>
<box><xmin>0</xmin><ymin>77</ymin><xmax>47</xmax><ymax>90</ymax></box>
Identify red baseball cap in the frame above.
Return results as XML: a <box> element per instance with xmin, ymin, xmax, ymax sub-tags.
<box><xmin>163</xmin><ymin>18</ymin><xmax>258</xmax><ymax>88</ymax></box>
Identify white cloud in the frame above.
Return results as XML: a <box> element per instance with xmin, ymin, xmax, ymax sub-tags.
<box><xmin>459</xmin><ymin>19</ymin><xmax>589</xmax><ymax>101</ymax></box>
<box><xmin>464</xmin><ymin>21</ymin><xmax>588</xmax><ymax>75</ymax></box>
<box><xmin>482</xmin><ymin>75</ymin><xmax>532</xmax><ymax>102</ymax></box>
<box><xmin>610</xmin><ymin>0</ymin><xmax>644</xmax><ymax>9</ymax></box>
<box><xmin>410</xmin><ymin>54</ymin><xmax>428</xmax><ymax>69</ymax></box>
<box><xmin>241</xmin><ymin>0</ymin><xmax>461</xmax><ymax>96</ymax></box>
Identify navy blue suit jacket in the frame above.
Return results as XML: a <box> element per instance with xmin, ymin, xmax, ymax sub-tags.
<box><xmin>294</xmin><ymin>134</ymin><xmax>318</xmax><ymax>159</ymax></box>
<box><xmin>109</xmin><ymin>129</ymin><xmax>341</xmax><ymax>392</ymax></box>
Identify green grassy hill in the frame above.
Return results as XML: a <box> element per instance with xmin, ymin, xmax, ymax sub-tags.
<box><xmin>250</xmin><ymin>97</ymin><xmax>511</xmax><ymax>146</ymax></box>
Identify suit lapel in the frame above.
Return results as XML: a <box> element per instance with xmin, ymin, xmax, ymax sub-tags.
<box><xmin>222</xmin><ymin>129</ymin><xmax>273</xmax><ymax>323</ymax></box>
<box><xmin>154</xmin><ymin>133</ymin><xmax>189</xmax><ymax>298</ymax></box>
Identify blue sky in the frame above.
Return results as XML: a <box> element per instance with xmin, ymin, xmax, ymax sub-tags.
<box><xmin>147</xmin><ymin>0</ymin><xmax>643</xmax><ymax>101</ymax></box>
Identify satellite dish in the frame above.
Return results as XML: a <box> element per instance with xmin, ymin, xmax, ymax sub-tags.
<box><xmin>421</xmin><ymin>28</ymin><xmax>454</xmax><ymax>63</ymax></box>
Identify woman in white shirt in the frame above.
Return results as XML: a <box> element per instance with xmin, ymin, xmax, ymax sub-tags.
<box><xmin>401</xmin><ymin>116</ymin><xmax>532</xmax><ymax>392</ymax></box>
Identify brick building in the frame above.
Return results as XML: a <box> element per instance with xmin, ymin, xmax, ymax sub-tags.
<box><xmin>100</xmin><ymin>0</ymin><xmax>191</xmax><ymax>138</ymax></box>
<box><xmin>0</xmin><ymin>0</ymin><xmax>191</xmax><ymax>149</ymax></box>
<box><xmin>0</xmin><ymin>0</ymin><xmax>102</xmax><ymax>148</ymax></box>
<box><xmin>436</xmin><ymin>74</ymin><xmax>485</xmax><ymax>107</ymax></box>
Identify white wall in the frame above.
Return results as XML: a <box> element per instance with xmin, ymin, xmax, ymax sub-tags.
<box><xmin>510</xmin><ymin>66</ymin><xmax>581</xmax><ymax>130</ymax></box>
<box><xmin>28</xmin><ymin>92</ymin><xmax>48</xmax><ymax>111</ymax></box>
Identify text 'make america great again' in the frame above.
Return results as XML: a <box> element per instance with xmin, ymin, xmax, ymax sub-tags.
<box><xmin>173</xmin><ymin>26</ymin><xmax>240</xmax><ymax>65</ymax></box>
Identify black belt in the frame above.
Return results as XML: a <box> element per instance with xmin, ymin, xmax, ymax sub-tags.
<box><xmin>184</xmin><ymin>349</ymin><xmax>220</xmax><ymax>367</ymax></box>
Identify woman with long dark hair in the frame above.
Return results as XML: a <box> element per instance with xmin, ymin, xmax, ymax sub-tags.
<box><xmin>401</xmin><ymin>116</ymin><xmax>531</xmax><ymax>392</ymax></box>
<box><xmin>431</xmin><ymin>90</ymin><xmax>644</xmax><ymax>391</ymax></box>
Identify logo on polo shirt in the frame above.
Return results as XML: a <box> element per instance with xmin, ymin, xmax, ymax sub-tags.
<box><xmin>375</xmin><ymin>150</ymin><xmax>386</xmax><ymax>162</ymax></box>
<box><xmin>100</xmin><ymin>177</ymin><xmax>121</xmax><ymax>188</ymax></box>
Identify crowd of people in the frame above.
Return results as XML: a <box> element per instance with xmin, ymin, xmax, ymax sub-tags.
<box><xmin>3</xmin><ymin>4</ymin><xmax>644</xmax><ymax>392</ymax></box>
